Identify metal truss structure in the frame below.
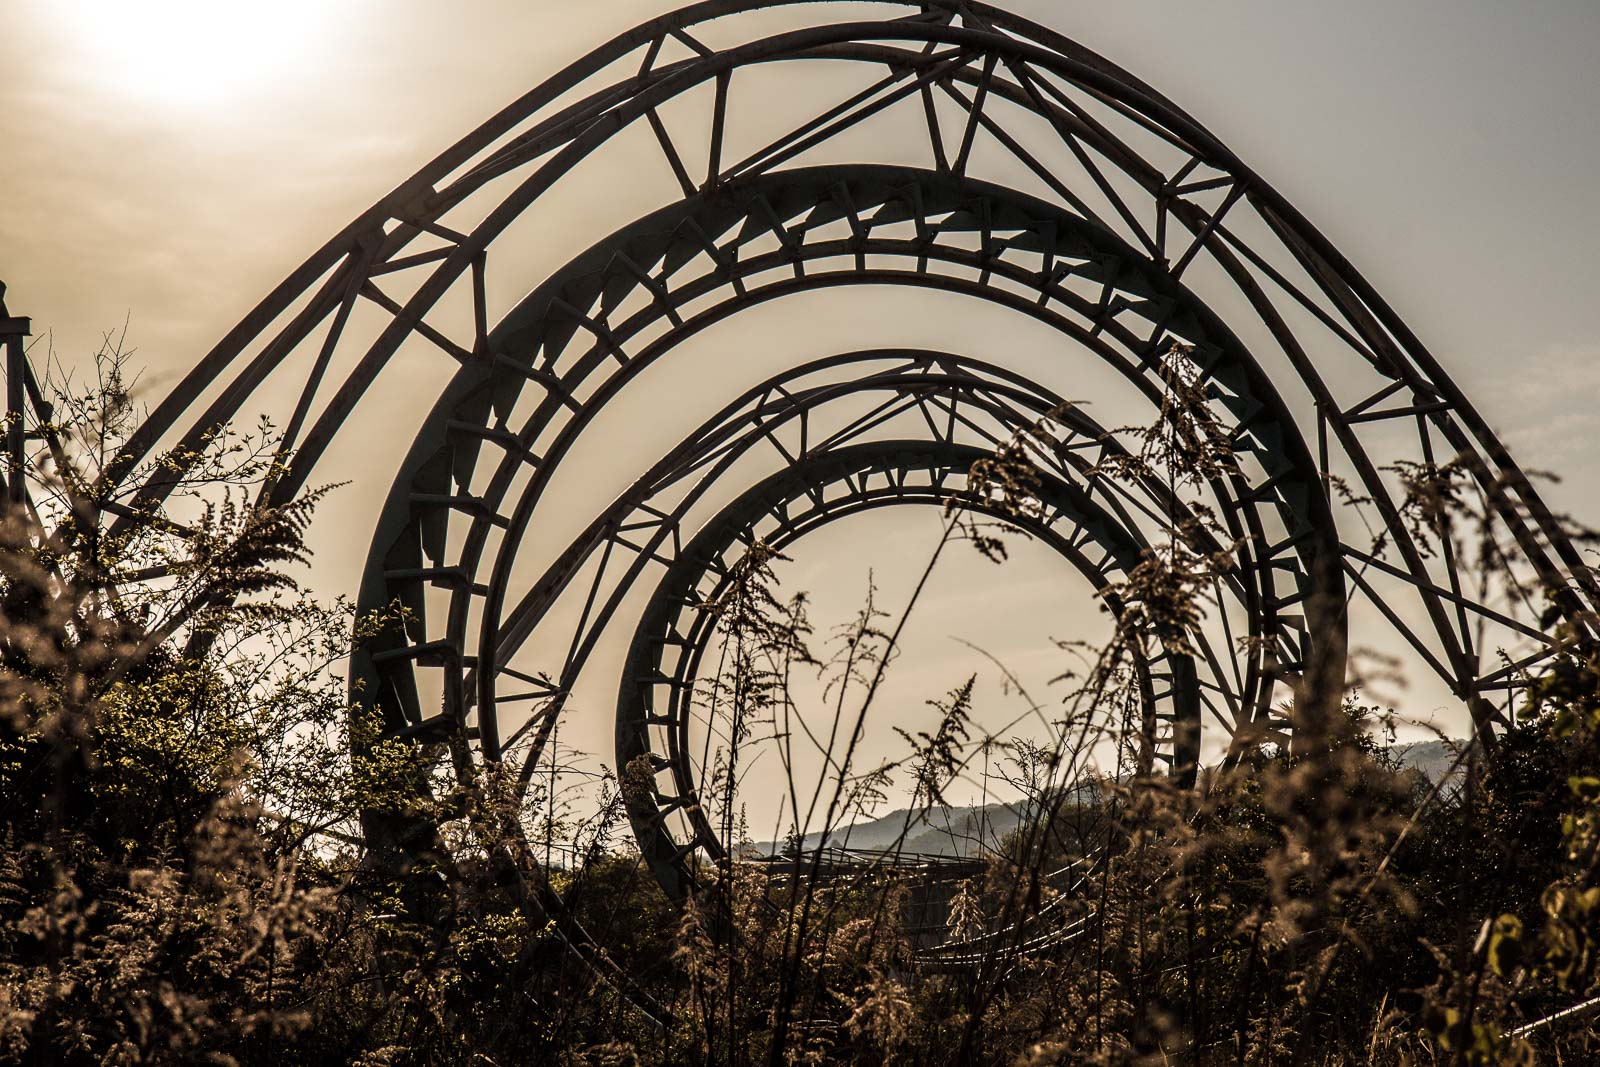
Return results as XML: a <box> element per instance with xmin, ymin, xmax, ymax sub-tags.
<box><xmin>9</xmin><ymin>1</ymin><xmax>1597</xmax><ymax>961</ymax></box>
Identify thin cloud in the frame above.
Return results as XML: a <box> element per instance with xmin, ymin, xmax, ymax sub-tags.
<box><xmin>1486</xmin><ymin>341</ymin><xmax>1600</xmax><ymax>524</ymax></box>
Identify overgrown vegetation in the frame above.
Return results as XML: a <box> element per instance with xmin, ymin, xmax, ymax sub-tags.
<box><xmin>3</xmin><ymin>335</ymin><xmax>1599</xmax><ymax>1065</ymax></box>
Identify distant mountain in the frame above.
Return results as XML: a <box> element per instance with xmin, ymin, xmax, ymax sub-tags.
<box><xmin>753</xmin><ymin>739</ymin><xmax>1465</xmax><ymax>859</ymax></box>
<box><xmin>754</xmin><ymin>800</ymin><xmax>1026</xmax><ymax>858</ymax></box>
<box><xmin>1391</xmin><ymin>738</ymin><xmax>1466</xmax><ymax>786</ymax></box>
<box><xmin>753</xmin><ymin>784</ymin><xmax>1100</xmax><ymax>858</ymax></box>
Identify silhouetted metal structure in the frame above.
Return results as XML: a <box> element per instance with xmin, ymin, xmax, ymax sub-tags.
<box><xmin>0</xmin><ymin>285</ymin><xmax>34</xmax><ymax>507</ymax></box>
<box><xmin>9</xmin><ymin>0</ymin><xmax>1596</xmax><ymax>981</ymax></box>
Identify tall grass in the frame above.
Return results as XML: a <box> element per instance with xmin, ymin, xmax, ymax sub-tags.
<box><xmin>2</xmin><ymin>340</ymin><xmax>1599</xmax><ymax>1065</ymax></box>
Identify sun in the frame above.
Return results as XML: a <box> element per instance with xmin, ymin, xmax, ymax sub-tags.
<box><xmin>49</xmin><ymin>0</ymin><xmax>335</xmax><ymax>109</ymax></box>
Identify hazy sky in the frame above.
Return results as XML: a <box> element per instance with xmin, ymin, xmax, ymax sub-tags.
<box><xmin>6</xmin><ymin>1</ymin><xmax>1597</xmax><ymax>489</ymax></box>
<box><xmin>4</xmin><ymin>1</ymin><xmax>1599</xmax><ymax>818</ymax></box>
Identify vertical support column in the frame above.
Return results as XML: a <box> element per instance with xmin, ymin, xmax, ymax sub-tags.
<box><xmin>0</xmin><ymin>282</ymin><xmax>33</xmax><ymax>507</ymax></box>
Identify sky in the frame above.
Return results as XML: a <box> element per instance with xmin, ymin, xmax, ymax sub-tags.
<box><xmin>4</xmin><ymin>1</ymin><xmax>1599</xmax><ymax>826</ymax></box>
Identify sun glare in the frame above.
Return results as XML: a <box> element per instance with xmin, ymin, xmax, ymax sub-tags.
<box><xmin>52</xmin><ymin>0</ymin><xmax>333</xmax><ymax>108</ymax></box>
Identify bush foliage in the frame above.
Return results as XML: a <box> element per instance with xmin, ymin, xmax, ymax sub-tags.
<box><xmin>2</xmin><ymin>340</ymin><xmax>1599</xmax><ymax>1065</ymax></box>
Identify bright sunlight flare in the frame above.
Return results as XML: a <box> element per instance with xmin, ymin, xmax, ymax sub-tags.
<box><xmin>49</xmin><ymin>0</ymin><xmax>335</xmax><ymax>108</ymax></box>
